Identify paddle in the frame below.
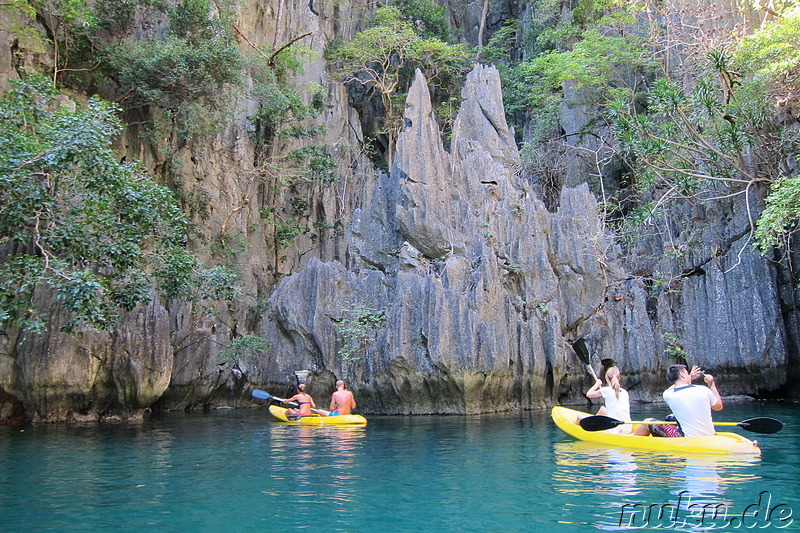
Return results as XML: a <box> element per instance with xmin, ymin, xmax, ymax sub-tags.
<box><xmin>572</xmin><ymin>337</ymin><xmax>599</xmax><ymax>381</ymax></box>
<box><xmin>252</xmin><ymin>388</ymin><xmax>292</xmax><ymax>404</ymax></box>
<box><xmin>579</xmin><ymin>414</ymin><xmax>784</xmax><ymax>434</ymax></box>
<box><xmin>251</xmin><ymin>389</ymin><xmax>327</xmax><ymax>417</ymax></box>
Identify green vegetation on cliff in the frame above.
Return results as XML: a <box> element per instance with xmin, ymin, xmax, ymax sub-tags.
<box><xmin>0</xmin><ymin>0</ymin><xmax>249</xmax><ymax>334</ymax></box>
<box><xmin>0</xmin><ymin>76</ymin><xmax>237</xmax><ymax>332</ymax></box>
<box><xmin>488</xmin><ymin>0</ymin><xmax>800</xmax><ymax>257</ymax></box>
<box><xmin>326</xmin><ymin>5</ymin><xmax>471</xmax><ymax>162</ymax></box>
<box><xmin>101</xmin><ymin>0</ymin><xmax>242</xmax><ymax>124</ymax></box>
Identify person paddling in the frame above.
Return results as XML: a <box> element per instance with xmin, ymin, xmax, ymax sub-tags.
<box><xmin>582</xmin><ymin>366</ymin><xmax>632</xmax><ymax>434</ymax></box>
<box><xmin>285</xmin><ymin>384</ymin><xmax>316</xmax><ymax>416</ymax></box>
<box><xmin>329</xmin><ymin>380</ymin><xmax>357</xmax><ymax>416</ymax></box>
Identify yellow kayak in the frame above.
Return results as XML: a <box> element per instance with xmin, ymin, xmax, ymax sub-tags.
<box><xmin>268</xmin><ymin>405</ymin><xmax>367</xmax><ymax>425</ymax></box>
<box><xmin>551</xmin><ymin>406</ymin><xmax>759</xmax><ymax>455</ymax></box>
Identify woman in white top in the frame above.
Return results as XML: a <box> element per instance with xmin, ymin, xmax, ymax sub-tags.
<box><xmin>585</xmin><ymin>366</ymin><xmax>631</xmax><ymax>434</ymax></box>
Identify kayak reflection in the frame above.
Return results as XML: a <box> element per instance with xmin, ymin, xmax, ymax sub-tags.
<box><xmin>266</xmin><ymin>423</ymin><xmax>368</xmax><ymax>509</ymax></box>
<box><xmin>552</xmin><ymin>441</ymin><xmax>760</xmax><ymax>498</ymax></box>
<box><xmin>553</xmin><ymin>442</ymin><xmax>641</xmax><ymax>497</ymax></box>
<box><xmin>671</xmin><ymin>454</ymin><xmax>760</xmax><ymax>505</ymax></box>
<box><xmin>552</xmin><ymin>441</ymin><xmax>762</xmax><ymax>530</ymax></box>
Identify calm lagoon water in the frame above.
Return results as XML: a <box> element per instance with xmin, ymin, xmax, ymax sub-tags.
<box><xmin>1</xmin><ymin>402</ymin><xmax>798</xmax><ymax>532</ymax></box>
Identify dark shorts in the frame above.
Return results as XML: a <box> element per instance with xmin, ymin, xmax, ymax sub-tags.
<box><xmin>650</xmin><ymin>423</ymin><xmax>684</xmax><ymax>438</ymax></box>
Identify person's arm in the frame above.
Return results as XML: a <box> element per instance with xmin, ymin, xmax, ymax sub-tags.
<box><xmin>586</xmin><ymin>378</ymin><xmax>603</xmax><ymax>399</ymax></box>
<box><xmin>330</xmin><ymin>395</ymin><xmax>337</xmax><ymax>412</ymax></box>
<box><xmin>350</xmin><ymin>394</ymin><xmax>357</xmax><ymax>410</ymax></box>
<box><xmin>704</xmin><ymin>373</ymin><xmax>723</xmax><ymax>411</ymax></box>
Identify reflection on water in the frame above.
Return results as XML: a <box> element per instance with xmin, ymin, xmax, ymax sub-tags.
<box><xmin>553</xmin><ymin>441</ymin><xmax>763</xmax><ymax>531</ymax></box>
<box><xmin>552</xmin><ymin>442</ymin><xmax>647</xmax><ymax>497</ymax></box>
<box><xmin>605</xmin><ymin>449</ymin><xmax>639</xmax><ymax>498</ymax></box>
<box><xmin>265</xmin><ymin>423</ymin><xmax>367</xmax><ymax>520</ymax></box>
<box><xmin>675</xmin><ymin>456</ymin><xmax>727</xmax><ymax>501</ymax></box>
<box><xmin>553</xmin><ymin>442</ymin><xmax>760</xmax><ymax>494</ymax></box>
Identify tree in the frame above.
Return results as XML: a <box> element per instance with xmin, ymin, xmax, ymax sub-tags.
<box><xmin>605</xmin><ymin>4</ymin><xmax>800</xmax><ymax>258</ymax></box>
<box><xmin>28</xmin><ymin>0</ymin><xmax>98</xmax><ymax>85</ymax></box>
<box><xmin>100</xmin><ymin>0</ymin><xmax>242</xmax><ymax>133</ymax></box>
<box><xmin>478</xmin><ymin>0</ymin><xmax>489</xmax><ymax>48</ymax></box>
<box><xmin>0</xmin><ymin>76</ymin><xmax>237</xmax><ymax>333</ymax></box>
<box><xmin>334</xmin><ymin>302</ymin><xmax>387</xmax><ymax>365</ymax></box>
<box><xmin>326</xmin><ymin>6</ymin><xmax>470</xmax><ymax>162</ymax></box>
<box><xmin>498</xmin><ymin>0</ymin><xmax>800</xmax><ymax>265</ymax></box>
<box><xmin>738</xmin><ymin>5</ymin><xmax>800</xmax><ymax>250</ymax></box>
<box><xmin>219</xmin><ymin>334</ymin><xmax>272</xmax><ymax>375</ymax></box>
<box><xmin>394</xmin><ymin>0</ymin><xmax>454</xmax><ymax>42</ymax></box>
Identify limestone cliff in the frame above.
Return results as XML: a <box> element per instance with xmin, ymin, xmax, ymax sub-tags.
<box><xmin>0</xmin><ymin>0</ymin><xmax>792</xmax><ymax>422</ymax></box>
<box><xmin>252</xmin><ymin>66</ymin><xmax>787</xmax><ymax>413</ymax></box>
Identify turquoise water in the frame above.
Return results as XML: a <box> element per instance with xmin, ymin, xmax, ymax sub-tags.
<box><xmin>1</xmin><ymin>402</ymin><xmax>797</xmax><ymax>532</ymax></box>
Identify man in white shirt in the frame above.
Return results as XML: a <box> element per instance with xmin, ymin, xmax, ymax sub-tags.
<box><xmin>636</xmin><ymin>364</ymin><xmax>723</xmax><ymax>437</ymax></box>
<box><xmin>663</xmin><ymin>364</ymin><xmax>723</xmax><ymax>436</ymax></box>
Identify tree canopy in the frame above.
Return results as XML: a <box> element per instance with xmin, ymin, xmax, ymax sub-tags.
<box><xmin>326</xmin><ymin>5</ymin><xmax>470</xmax><ymax>161</ymax></box>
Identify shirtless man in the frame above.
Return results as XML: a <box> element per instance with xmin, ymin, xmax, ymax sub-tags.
<box><xmin>329</xmin><ymin>380</ymin><xmax>357</xmax><ymax>415</ymax></box>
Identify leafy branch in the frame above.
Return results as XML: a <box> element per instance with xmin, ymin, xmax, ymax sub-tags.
<box><xmin>219</xmin><ymin>335</ymin><xmax>271</xmax><ymax>367</ymax></box>
<box><xmin>326</xmin><ymin>5</ymin><xmax>470</xmax><ymax>163</ymax></box>
<box><xmin>333</xmin><ymin>303</ymin><xmax>388</xmax><ymax>363</ymax></box>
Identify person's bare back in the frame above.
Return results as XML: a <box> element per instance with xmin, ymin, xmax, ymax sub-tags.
<box><xmin>330</xmin><ymin>380</ymin><xmax>356</xmax><ymax>415</ymax></box>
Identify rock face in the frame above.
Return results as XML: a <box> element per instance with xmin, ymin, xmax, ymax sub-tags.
<box><xmin>253</xmin><ymin>66</ymin><xmax>788</xmax><ymax>413</ymax></box>
<box><xmin>1</xmin><ymin>297</ymin><xmax>171</xmax><ymax>422</ymax></box>
<box><xmin>0</xmin><ymin>1</ymin><xmax>793</xmax><ymax>422</ymax></box>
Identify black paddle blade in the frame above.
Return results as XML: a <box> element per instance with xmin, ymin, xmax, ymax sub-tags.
<box><xmin>572</xmin><ymin>338</ymin><xmax>590</xmax><ymax>365</ymax></box>
<box><xmin>579</xmin><ymin>415</ymin><xmax>625</xmax><ymax>432</ymax></box>
<box><xmin>738</xmin><ymin>417</ymin><xmax>784</xmax><ymax>434</ymax></box>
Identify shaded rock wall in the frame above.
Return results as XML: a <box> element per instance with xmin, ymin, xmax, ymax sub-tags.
<box><xmin>1</xmin><ymin>296</ymin><xmax>171</xmax><ymax>422</ymax></box>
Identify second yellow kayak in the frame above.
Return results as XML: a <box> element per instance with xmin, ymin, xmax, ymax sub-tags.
<box><xmin>551</xmin><ymin>406</ymin><xmax>759</xmax><ymax>455</ymax></box>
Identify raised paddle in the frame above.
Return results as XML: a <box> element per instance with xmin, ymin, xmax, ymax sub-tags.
<box><xmin>579</xmin><ymin>414</ymin><xmax>784</xmax><ymax>434</ymax></box>
<box><xmin>572</xmin><ymin>337</ymin><xmax>599</xmax><ymax>381</ymax></box>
